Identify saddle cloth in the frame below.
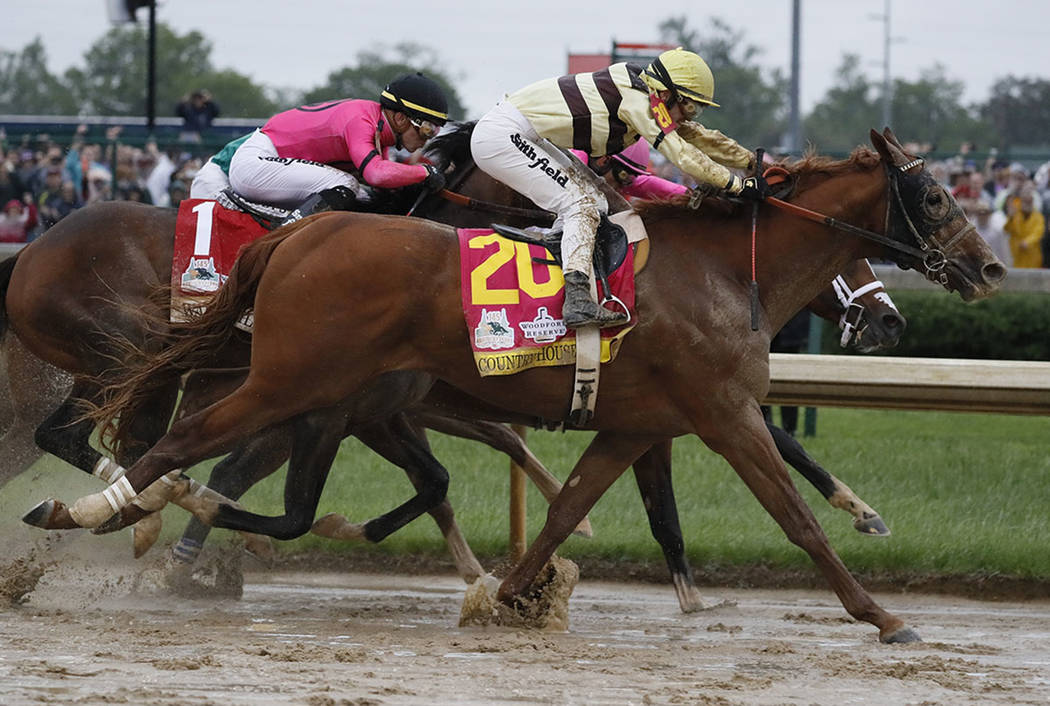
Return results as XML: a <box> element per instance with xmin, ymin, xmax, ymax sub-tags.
<box><xmin>458</xmin><ymin>228</ymin><xmax>636</xmax><ymax>377</ymax></box>
<box><xmin>170</xmin><ymin>199</ymin><xmax>268</xmax><ymax>323</ymax></box>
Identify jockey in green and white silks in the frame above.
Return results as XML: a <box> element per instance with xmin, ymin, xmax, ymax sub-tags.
<box><xmin>470</xmin><ymin>47</ymin><xmax>764</xmax><ymax>329</ymax></box>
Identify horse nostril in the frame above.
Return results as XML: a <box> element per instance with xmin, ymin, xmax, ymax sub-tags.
<box><xmin>882</xmin><ymin>313</ymin><xmax>906</xmax><ymax>332</ymax></box>
<box><xmin>983</xmin><ymin>262</ymin><xmax>1007</xmax><ymax>285</ymax></box>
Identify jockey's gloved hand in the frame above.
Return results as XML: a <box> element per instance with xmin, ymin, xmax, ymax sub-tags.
<box><xmin>423</xmin><ymin>164</ymin><xmax>446</xmax><ymax>192</ymax></box>
<box><xmin>737</xmin><ymin>174</ymin><xmax>771</xmax><ymax>201</ymax></box>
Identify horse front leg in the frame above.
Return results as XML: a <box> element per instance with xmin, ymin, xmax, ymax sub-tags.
<box><xmin>497</xmin><ymin>431</ymin><xmax>655</xmax><ymax>606</ymax></box>
<box><xmin>632</xmin><ymin>440</ymin><xmax>713</xmax><ymax>613</ymax></box>
<box><xmin>768</xmin><ymin>423</ymin><xmax>890</xmax><ymax>536</ymax></box>
<box><xmin>715</xmin><ymin>408</ymin><xmax>919</xmax><ymax>643</ymax></box>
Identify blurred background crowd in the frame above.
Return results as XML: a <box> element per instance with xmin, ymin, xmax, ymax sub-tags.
<box><xmin>2</xmin><ymin>119</ymin><xmax>1048</xmax><ymax>269</ymax></box>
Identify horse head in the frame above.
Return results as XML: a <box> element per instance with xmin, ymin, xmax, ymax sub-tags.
<box><xmin>825</xmin><ymin>259</ymin><xmax>906</xmax><ymax>352</ymax></box>
<box><xmin>869</xmin><ymin>128</ymin><xmax>1006</xmax><ymax>301</ymax></box>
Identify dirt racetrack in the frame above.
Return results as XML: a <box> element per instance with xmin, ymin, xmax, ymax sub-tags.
<box><xmin>2</xmin><ymin>539</ymin><xmax>1050</xmax><ymax>706</ymax></box>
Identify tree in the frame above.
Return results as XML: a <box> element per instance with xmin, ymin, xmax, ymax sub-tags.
<box><xmin>802</xmin><ymin>55</ymin><xmax>880</xmax><ymax>154</ymax></box>
<box><xmin>57</xmin><ymin>23</ymin><xmax>274</xmax><ymax>118</ymax></box>
<box><xmin>657</xmin><ymin>16</ymin><xmax>787</xmax><ymax>150</ymax></box>
<box><xmin>301</xmin><ymin>43</ymin><xmax>466</xmax><ymax>121</ymax></box>
<box><xmin>0</xmin><ymin>38</ymin><xmax>79</xmax><ymax>114</ymax></box>
<box><xmin>805</xmin><ymin>56</ymin><xmax>995</xmax><ymax>156</ymax></box>
<box><xmin>981</xmin><ymin>76</ymin><xmax>1050</xmax><ymax>152</ymax></box>
<box><xmin>889</xmin><ymin>65</ymin><xmax>993</xmax><ymax>154</ymax></box>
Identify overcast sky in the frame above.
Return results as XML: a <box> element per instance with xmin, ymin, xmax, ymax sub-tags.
<box><xmin>4</xmin><ymin>0</ymin><xmax>1048</xmax><ymax>119</ymax></box>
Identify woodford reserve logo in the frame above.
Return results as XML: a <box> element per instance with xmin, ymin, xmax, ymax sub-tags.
<box><xmin>517</xmin><ymin>306</ymin><xmax>567</xmax><ymax>343</ymax></box>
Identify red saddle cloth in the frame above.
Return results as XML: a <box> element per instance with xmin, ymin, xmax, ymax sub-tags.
<box><xmin>170</xmin><ymin>199</ymin><xmax>268</xmax><ymax>322</ymax></box>
<box><xmin>458</xmin><ymin>228</ymin><xmax>636</xmax><ymax>377</ymax></box>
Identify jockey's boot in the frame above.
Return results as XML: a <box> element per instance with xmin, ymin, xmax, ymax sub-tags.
<box><xmin>277</xmin><ymin>185</ymin><xmax>360</xmax><ymax>227</ymax></box>
<box><xmin>561</xmin><ymin>270</ymin><xmax>628</xmax><ymax>329</ymax></box>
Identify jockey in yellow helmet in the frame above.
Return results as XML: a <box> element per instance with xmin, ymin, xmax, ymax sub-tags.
<box><xmin>471</xmin><ymin>47</ymin><xmax>767</xmax><ymax>329</ymax></box>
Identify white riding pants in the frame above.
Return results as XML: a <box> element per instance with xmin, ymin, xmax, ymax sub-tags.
<box><xmin>470</xmin><ymin>101</ymin><xmax>607</xmax><ymax>275</ymax></box>
<box><xmin>189</xmin><ymin>159</ymin><xmax>231</xmax><ymax>200</ymax></box>
<box><xmin>228</xmin><ymin>130</ymin><xmax>362</xmax><ymax>208</ymax></box>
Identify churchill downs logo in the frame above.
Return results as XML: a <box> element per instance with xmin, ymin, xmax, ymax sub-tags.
<box><xmin>510</xmin><ymin>133</ymin><xmax>569</xmax><ymax>187</ymax></box>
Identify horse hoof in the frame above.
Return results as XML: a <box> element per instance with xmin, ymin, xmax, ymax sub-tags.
<box><xmin>132</xmin><ymin>512</ymin><xmax>164</xmax><ymax>558</ymax></box>
<box><xmin>92</xmin><ymin>512</ymin><xmax>126</xmax><ymax>535</ymax></box>
<box><xmin>22</xmin><ymin>499</ymin><xmax>80</xmax><ymax>529</ymax></box>
<box><xmin>881</xmin><ymin>625</ymin><xmax>922</xmax><ymax>644</ymax></box>
<box><xmin>240</xmin><ymin>532</ymin><xmax>276</xmax><ymax>565</ymax></box>
<box><xmin>853</xmin><ymin>513</ymin><xmax>891</xmax><ymax>536</ymax></box>
<box><xmin>572</xmin><ymin>516</ymin><xmax>593</xmax><ymax>539</ymax></box>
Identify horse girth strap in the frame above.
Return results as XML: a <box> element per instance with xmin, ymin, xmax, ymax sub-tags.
<box><xmin>437</xmin><ymin>189</ymin><xmax>556</xmax><ymax>224</ymax></box>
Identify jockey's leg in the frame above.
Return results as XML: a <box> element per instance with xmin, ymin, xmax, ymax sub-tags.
<box><xmin>228</xmin><ymin>129</ymin><xmax>366</xmax><ymax>220</ymax></box>
<box><xmin>470</xmin><ymin>102</ymin><xmax>626</xmax><ymax>329</ymax></box>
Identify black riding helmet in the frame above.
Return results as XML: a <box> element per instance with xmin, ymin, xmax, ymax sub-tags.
<box><xmin>380</xmin><ymin>72</ymin><xmax>450</xmax><ymax>126</ymax></box>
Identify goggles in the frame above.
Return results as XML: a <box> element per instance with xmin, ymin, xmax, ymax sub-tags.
<box><xmin>678</xmin><ymin>97</ymin><xmax>703</xmax><ymax>121</ymax></box>
<box><xmin>409</xmin><ymin>117</ymin><xmax>439</xmax><ymax>139</ymax></box>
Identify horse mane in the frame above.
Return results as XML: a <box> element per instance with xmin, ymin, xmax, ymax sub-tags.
<box><xmin>425</xmin><ymin>121</ymin><xmax>477</xmax><ymax>172</ymax></box>
<box><xmin>633</xmin><ymin>146</ymin><xmax>883</xmax><ymax>223</ymax></box>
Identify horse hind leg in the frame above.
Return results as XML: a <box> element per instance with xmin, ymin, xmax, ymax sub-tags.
<box><xmin>632</xmin><ymin>440</ymin><xmax>715</xmax><ymax>613</ymax></box>
<box><xmin>168</xmin><ymin>432</ymin><xmax>289</xmax><ymax>567</ymax></box>
<box><xmin>407</xmin><ymin>410</ymin><xmax>593</xmax><ymax>538</ymax></box>
<box><xmin>313</xmin><ymin>414</ymin><xmax>483</xmax><ymax>583</ymax></box>
<box><xmin>767</xmin><ymin>423</ymin><xmax>890</xmax><ymax>536</ymax></box>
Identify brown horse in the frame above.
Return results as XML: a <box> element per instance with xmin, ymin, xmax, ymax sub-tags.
<box><xmin>66</xmin><ymin>129</ymin><xmax>1002</xmax><ymax>641</ymax></box>
<box><xmin>3</xmin><ymin>124</ymin><xmax>897</xmax><ymax>568</ymax></box>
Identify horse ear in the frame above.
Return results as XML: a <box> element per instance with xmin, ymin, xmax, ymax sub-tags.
<box><xmin>882</xmin><ymin>127</ymin><xmax>903</xmax><ymax>149</ymax></box>
<box><xmin>870</xmin><ymin>129</ymin><xmax>892</xmax><ymax>161</ymax></box>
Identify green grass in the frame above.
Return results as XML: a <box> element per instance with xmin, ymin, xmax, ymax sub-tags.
<box><xmin>3</xmin><ymin>407</ymin><xmax>1049</xmax><ymax>580</ymax></box>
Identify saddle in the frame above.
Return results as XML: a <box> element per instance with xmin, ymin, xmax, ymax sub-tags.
<box><xmin>491</xmin><ymin>215</ymin><xmax>629</xmax><ymax>294</ymax></box>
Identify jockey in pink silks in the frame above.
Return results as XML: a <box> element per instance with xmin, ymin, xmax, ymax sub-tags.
<box><xmin>227</xmin><ymin>72</ymin><xmax>450</xmax><ymax>225</ymax></box>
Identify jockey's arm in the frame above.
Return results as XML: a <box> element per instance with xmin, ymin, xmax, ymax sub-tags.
<box><xmin>674</xmin><ymin>122</ymin><xmax>754</xmax><ymax>170</ymax></box>
<box><xmin>620</xmin><ymin>174</ymin><xmax>687</xmax><ymax>200</ymax></box>
<box><xmin>345</xmin><ymin>112</ymin><xmax>430</xmax><ymax>190</ymax></box>
<box><xmin>654</xmin><ymin>130</ymin><xmax>746</xmax><ymax>193</ymax></box>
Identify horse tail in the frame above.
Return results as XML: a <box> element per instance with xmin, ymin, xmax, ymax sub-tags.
<box><xmin>0</xmin><ymin>253</ymin><xmax>21</xmax><ymax>340</ymax></box>
<box><xmin>94</xmin><ymin>223</ymin><xmax>309</xmax><ymax>455</ymax></box>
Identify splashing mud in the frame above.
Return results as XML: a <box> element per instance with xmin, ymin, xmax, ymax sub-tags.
<box><xmin>0</xmin><ymin>538</ymin><xmax>59</xmax><ymax>607</ymax></box>
<box><xmin>460</xmin><ymin>555</ymin><xmax>579</xmax><ymax>630</ymax></box>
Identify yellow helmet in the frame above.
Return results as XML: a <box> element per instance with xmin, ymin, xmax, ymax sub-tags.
<box><xmin>642</xmin><ymin>47</ymin><xmax>720</xmax><ymax>108</ymax></box>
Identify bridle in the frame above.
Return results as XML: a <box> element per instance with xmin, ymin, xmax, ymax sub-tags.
<box><xmin>765</xmin><ymin>155</ymin><xmax>976</xmax><ymax>285</ymax></box>
<box><xmin>830</xmin><ymin>273</ymin><xmax>889</xmax><ymax>348</ymax></box>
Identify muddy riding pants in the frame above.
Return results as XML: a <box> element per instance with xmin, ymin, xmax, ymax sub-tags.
<box><xmin>470</xmin><ymin>101</ymin><xmax>607</xmax><ymax>275</ymax></box>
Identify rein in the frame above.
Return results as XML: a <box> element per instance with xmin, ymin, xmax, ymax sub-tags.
<box><xmin>762</xmin><ymin>158</ymin><xmax>972</xmax><ymax>285</ymax></box>
<box><xmin>436</xmin><ymin>188</ymin><xmax>556</xmax><ymax>223</ymax></box>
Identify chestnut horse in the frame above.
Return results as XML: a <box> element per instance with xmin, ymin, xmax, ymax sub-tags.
<box><xmin>65</xmin><ymin>129</ymin><xmax>1002</xmax><ymax>641</ymax></box>
<box><xmin>2</xmin><ymin>124</ymin><xmax>898</xmax><ymax>561</ymax></box>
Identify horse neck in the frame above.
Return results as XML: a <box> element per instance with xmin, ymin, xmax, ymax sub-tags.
<box><xmin>759</xmin><ymin>169</ymin><xmax>891</xmax><ymax>334</ymax></box>
<box><xmin>430</xmin><ymin>164</ymin><xmax>543</xmax><ymax>229</ymax></box>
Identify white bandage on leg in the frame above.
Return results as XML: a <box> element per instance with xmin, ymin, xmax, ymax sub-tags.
<box><xmin>131</xmin><ymin>470</ymin><xmax>185</xmax><ymax>512</ymax></box>
<box><xmin>92</xmin><ymin>457</ymin><xmax>126</xmax><ymax>483</ymax></box>
<box><xmin>69</xmin><ymin>475</ymin><xmax>136</xmax><ymax>527</ymax></box>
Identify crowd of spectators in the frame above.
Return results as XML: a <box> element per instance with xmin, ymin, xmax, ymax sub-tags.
<box><xmin>0</xmin><ymin>123</ymin><xmax>203</xmax><ymax>242</ymax></box>
<box><xmin>2</xmin><ymin>116</ymin><xmax>1050</xmax><ymax>269</ymax></box>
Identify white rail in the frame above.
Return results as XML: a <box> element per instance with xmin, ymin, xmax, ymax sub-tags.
<box><xmin>766</xmin><ymin>353</ymin><xmax>1050</xmax><ymax>415</ymax></box>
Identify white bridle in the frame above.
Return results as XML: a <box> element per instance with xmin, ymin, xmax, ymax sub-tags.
<box><xmin>831</xmin><ymin>274</ymin><xmax>897</xmax><ymax>347</ymax></box>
